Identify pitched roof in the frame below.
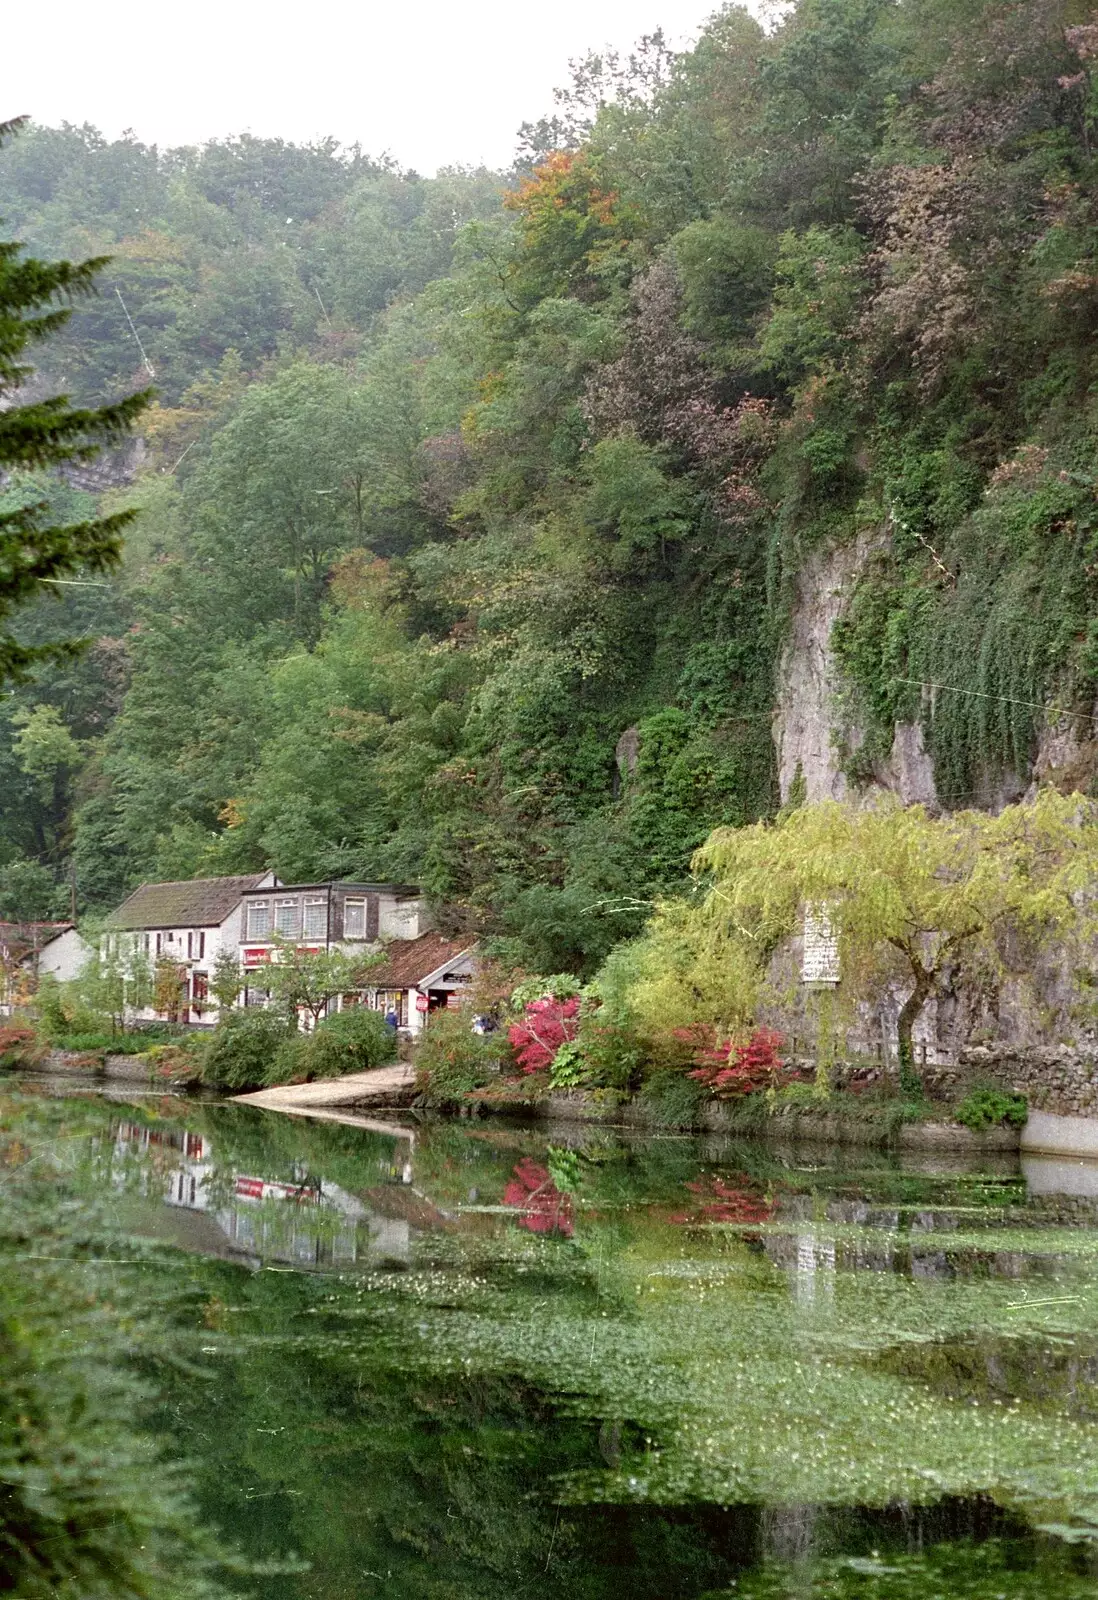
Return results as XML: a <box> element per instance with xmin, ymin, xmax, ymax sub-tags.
<box><xmin>0</xmin><ymin>921</ymin><xmax>72</xmax><ymax>960</ymax></box>
<box><xmin>367</xmin><ymin>932</ymin><xmax>474</xmax><ymax>989</ymax></box>
<box><xmin>105</xmin><ymin>875</ymin><xmax>267</xmax><ymax>931</ymax></box>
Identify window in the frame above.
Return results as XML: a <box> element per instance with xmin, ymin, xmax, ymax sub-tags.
<box><xmin>187</xmin><ymin>930</ymin><xmax>206</xmax><ymax>960</ymax></box>
<box><xmin>275</xmin><ymin>898</ymin><xmax>300</xmax><ymax>938</ymax></box>
<box><xmin>246</xmin><ymin>901</ymin><xmax>271</xmax><ymax>940</ymax></box>
<box><xmin>155</xmin><ymin>931</ymin><xmax>164</xmax><ymax>956</ymax></box>
<box><xmin>344</xmin><ymin>899</ymin><xmax>366</xmax><ymax>938</ymax></box>
<box><xmin>192</xmin><ymin>972</ymin><xmax>208</xmax><ymax>1003</ymax></box>
<box><xmin>303</xmin><ymin>898</ymin><xmax>327</xmax><ymax>939</ymax></box>
<box><xmin>142</xmin><ymin>933</ymin><xmax>150</xmax><ymax>955</ymax></box>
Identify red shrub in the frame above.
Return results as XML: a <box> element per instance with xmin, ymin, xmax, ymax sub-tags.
<box><xmin>0</xmin><ymin>1026</ymin><xmax>41</xmax><ymax>1067</ymax></box>
<box><xmin>508</xmin><ymin>996</ymin><xmax>580</xmax><ymax>1074</ymax></box>
<box><xmin>688</xmin><ymin>1027</ymin><xmax>786</xmax><ymax>1099</ymax></box>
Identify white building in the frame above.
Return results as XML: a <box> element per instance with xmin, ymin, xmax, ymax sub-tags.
<box><xmin>103</xmin><ymin>872</ymin><xmax>277</xmax><ymax>1024</ymax></box>
<box><xmin>97</xmin><ymin>873</ymin><xmax>476</xmax><ymax>1032</ymax></box>
<box><xmin>4</xmin><ymin>920</ymin><xmax>89</xmax><ymax>1012</ymax></box>
<box><xmin>32</xmin><ymin>924</ymin><xmax>92</xmax><ymax>985</ymax></box>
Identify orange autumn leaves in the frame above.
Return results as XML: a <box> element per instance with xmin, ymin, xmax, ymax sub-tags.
<box><xmin>504</xmin><ymin>150</ymin><xmax>631</xmax><ymax>305</ymax></box>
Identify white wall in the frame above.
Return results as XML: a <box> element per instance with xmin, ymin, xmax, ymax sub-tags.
<box><xmin>378</xmin><ymin>896</ymin><xmax>432</xmax><ymax>940</ymax></box>
<box><xmin>37</xmin><ymin>928</ymin><xmax>92</xmax><ymax>984</ymax></box>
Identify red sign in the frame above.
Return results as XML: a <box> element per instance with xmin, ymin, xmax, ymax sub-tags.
<box><xmin>242</xmin><ymin>948</ymin><xmax>271</xmax><ymax>968</ymax></box>
<box><xmin>415</xmin><ymin>993</ymin><xmax>430</xmax><ymax>1012</ymax></box>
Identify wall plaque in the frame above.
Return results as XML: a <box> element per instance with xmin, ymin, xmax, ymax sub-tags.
<box><xmin>802</xmin><ymin>905</ymin><xmax>840</xmax><ymax>986</ymax></box>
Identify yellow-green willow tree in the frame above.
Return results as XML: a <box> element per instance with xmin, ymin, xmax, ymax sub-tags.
<box><xmin>670</xmin><ymin>791</ymin><xmax>1098</xmax><ymax>1089</ymax></box>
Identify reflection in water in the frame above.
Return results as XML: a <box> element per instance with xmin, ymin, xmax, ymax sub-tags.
<box><xmin>502</xmin><ymin>1155</ymin><xmax>574</xmax><ymax>1235</ymax></box>
<box><xmin>108</xmin><ymin>1116</ymin><xmax>413</xmax><ymax>1267</ymax></box>
<box><xmin>8</xmin><ymin>1084</ymin><xmax>1098</xmax><ymax>1598</ymax></box>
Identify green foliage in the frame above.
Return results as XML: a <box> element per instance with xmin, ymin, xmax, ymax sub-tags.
<box><xmin>0</xmin><ymin>1092</ymin><xmax>236</xmax><ymax>1598</ymax></box>
<box><xmin>636</xmin><ymin>794</ymin><xmax>1098</xmax><ymax>1086</ymax></box>
<box><xmin>548</xmin><ymin>1038</ymin><xmax>588</xmax><ymax>1088</ymax></box>
<box><xmin>414</xmin><ymin>1008</ymin><xmax>512</xmax><ymax>1105</ymax></box>
<box><xmin>304</xmin><ymin>1006</ymin><xmax>397</xmax><ymax>1075</ymax></box>
<box><xmin>0</xmin><ymin>856</ymin><xmax>67</xmax><ymax>919</ymax></box>
<box><xmin>509</xmin><ymin>973</ymin><xmax>583</xmax><ymax>1010</ymax></box>
<box><xmin>200</xmin><ymin>1007</ymin><xmax>296</xmax><ymax>1091</ymax></box>
<box><xmin>263</xmin><ymin>940</ymin><xmax>383</xmax><ymax>1026</ymax></box>
<box><xmin>209</xmin><ymin>949</ymin><xmax>242</xmax><ymax>1012</ymax></box>
<box><xmin>637</xmin><ymin>1069</ymin><xmax>707</xmax><ymax>1127</ymax></box>
<box><xmin>0</xmin><ymin>120</ymin><xmax>149</xmax><ymax>684</ymax></box>
<box><xmin>955</xmin><ymin>1088</ymin><xmax>1028</xmax><ymax>1132</ymax></box>
<box><xmin>758</xmin><ymin>226</ymin><xmax>865</xmax><ymax>388</ymax></box>
<box><xmin>671</xmin><ymin>217</ymin><xmax>775</xmax><ymax>349</ymax></box>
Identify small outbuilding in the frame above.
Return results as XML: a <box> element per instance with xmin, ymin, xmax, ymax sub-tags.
<box><xmin>358</xmin><ymin>933</ymin><xmax>477</xmax><ymax>1034</ymax></box>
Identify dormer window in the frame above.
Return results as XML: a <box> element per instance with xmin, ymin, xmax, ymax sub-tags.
<box><xmin>247</xmin><ymin>901</ymin><xmax>271</xmax><ymax>940</ymax></box>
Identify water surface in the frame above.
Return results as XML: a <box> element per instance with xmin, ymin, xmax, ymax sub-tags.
<box><xmin>7</xmin><ymin>1078</ymin><xmax>1098</xmax><ymax>1598</ymax></box>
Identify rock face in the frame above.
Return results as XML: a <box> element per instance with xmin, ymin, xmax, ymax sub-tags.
<box><xmin>1030</xmin><ymin>702</ymin><xmax>1098</xmax><ymax>797</ymax></box>
<box><xmin>775</xmin><ymin>540</ymin><xmax>862</xmax><ymax>804</ymax></box>
<box><xmin>769</xmin><ymin>535</ymin><xmax>1098</xmax><ymax>1098</ymax></box>
<box><xmin>615</xmin><ymin>726</ymin><xmax>640</xmax><ymax>781</ymax></box>
<box><xmin>884</xmin><ymin>719</ymin><xmax>939</xmax><ymax>807</ymax></box>
<box><xmin>775</xmin><ymin>533</ymin><xmax>945</xmax><ymax>809</ymax></box>
<box><xmin>777</xmin><ymin>535</ymin><xmax>1098</xmax><ymax>815</ymax></box>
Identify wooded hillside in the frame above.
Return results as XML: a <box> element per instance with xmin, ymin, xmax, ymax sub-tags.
<box><xmin>4</xmin><ymin>0</ymin><xmax>1098</xmax><ymax>975</ymax></box>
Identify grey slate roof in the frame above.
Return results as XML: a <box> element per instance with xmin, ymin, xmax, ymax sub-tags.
<box><xmin>104</xmin><ymin>875</ymin><xmax>267</xmax><ymax>931</ymax></box>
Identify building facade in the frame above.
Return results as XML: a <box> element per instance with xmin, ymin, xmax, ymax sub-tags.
<box><xmin>95</xmin><ymin>873</ymin><xmax>475</xmax><ymax>1032</ymax></box>
<box><xmin>103</xmin><ymin>873</ymin><xmax>277</xmax><ymax>1023</ymax></box>
<box><xmin>236</xmin><ymin>882</ymin><xmax>476</xmax><ymax>1031</ymax></box>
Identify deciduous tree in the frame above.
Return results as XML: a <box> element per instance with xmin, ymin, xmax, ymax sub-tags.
<box><xmin>687</xmin><ymin>792</ymin><xmax>1098</xmax><ymax>1088</ymax></box>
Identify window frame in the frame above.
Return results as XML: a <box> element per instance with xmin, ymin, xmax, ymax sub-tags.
<box><xmin>246</xmin><ymin>901</ymin><xmax>272</xmax><ymax>940</ymax></box>
<box><xmin>274</xmin><ymin>897</ymin><xmax>301</xmax><ymax>939</ymax></box>
<box><xmin>302</xmin><ymin>897</ymin><xmax>327</xmax><ymax>939</ymax></box>
<box><xmin>343</xmin><ymin>898</ymin><xmax>367</xmax><ymax>939</ymax></box>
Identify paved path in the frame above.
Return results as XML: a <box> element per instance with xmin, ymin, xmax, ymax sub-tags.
<box><xmin>232</xmin><ymin>1063</ymin><xmax>417</xmax><ymax>1113</ymax></box>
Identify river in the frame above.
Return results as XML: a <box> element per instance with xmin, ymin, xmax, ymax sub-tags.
<box><xmin>4</xmin><ymin>1074</ymin><xmax>1098</xmax><ymax>1598</ymax></box>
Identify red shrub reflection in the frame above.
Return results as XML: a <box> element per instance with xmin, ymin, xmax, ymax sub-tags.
<box><xmin>670</xmin><ymin>1175</ymin><xmax>774</xmax><ymax>1226</ymax></box>
<box><xmin>503</xmin><ymin>1157</ymin><xmax>575</xmax><ymax>1237</ymax></box>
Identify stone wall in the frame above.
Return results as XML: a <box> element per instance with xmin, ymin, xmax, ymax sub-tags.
<box><xmin>924</xmin><ymin>1045</ymin><xmax>1098</xmax><ymax>1119</ymax></box>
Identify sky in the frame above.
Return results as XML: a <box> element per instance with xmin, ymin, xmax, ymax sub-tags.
<box><xmin>6</xmin><ymin>0</ymin><xmax>744</xmax><ymax>176</ymax></box>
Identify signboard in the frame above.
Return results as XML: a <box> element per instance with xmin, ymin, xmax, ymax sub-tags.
<box><xmin>415</xmin><ymin>993</ymin><xmax>430</xmax><ymax>1013</ymax></box>
<box><xmin>802</xmin><ymin>905</ymin><xmax>840</xmax><ymax>986</ymax></box>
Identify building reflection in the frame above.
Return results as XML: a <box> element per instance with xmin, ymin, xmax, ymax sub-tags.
<box><xmin>107</xmin><ymin>1119</ymin><xmax>413</xmax><ymax>1270</ymax></box>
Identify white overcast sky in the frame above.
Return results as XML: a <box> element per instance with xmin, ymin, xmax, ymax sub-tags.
<box><xmin>4</xmin><ymin>0</ymin><xmax>757</xmax><ymax>176</ymax></box>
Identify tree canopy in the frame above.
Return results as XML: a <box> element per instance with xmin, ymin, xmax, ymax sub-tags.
<box><xmin>3</xmin><ymin>2</ymin><xmax>1098</xmax><ymax>1007</ymax></box>
<box><xmin>687</xmin><ymin>792</ymin><xmax>1098</xmax><ymax>1083</ymax></box>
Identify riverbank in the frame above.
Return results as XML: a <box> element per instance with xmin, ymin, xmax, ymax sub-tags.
<box><xmin>454</xmin><ymin>1085</ymin><xmax>1024</xmax><ymax>1153</ymax></box>
<box><xmin>12</xmin><ymin>1050</ymin><xmax>1080</xmax><ymax>1155</ymax></box>
<box><xmin>233</xmin><ymin>1064</ymin><xmax>417</xmax><ymax>1112</ymax></box>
